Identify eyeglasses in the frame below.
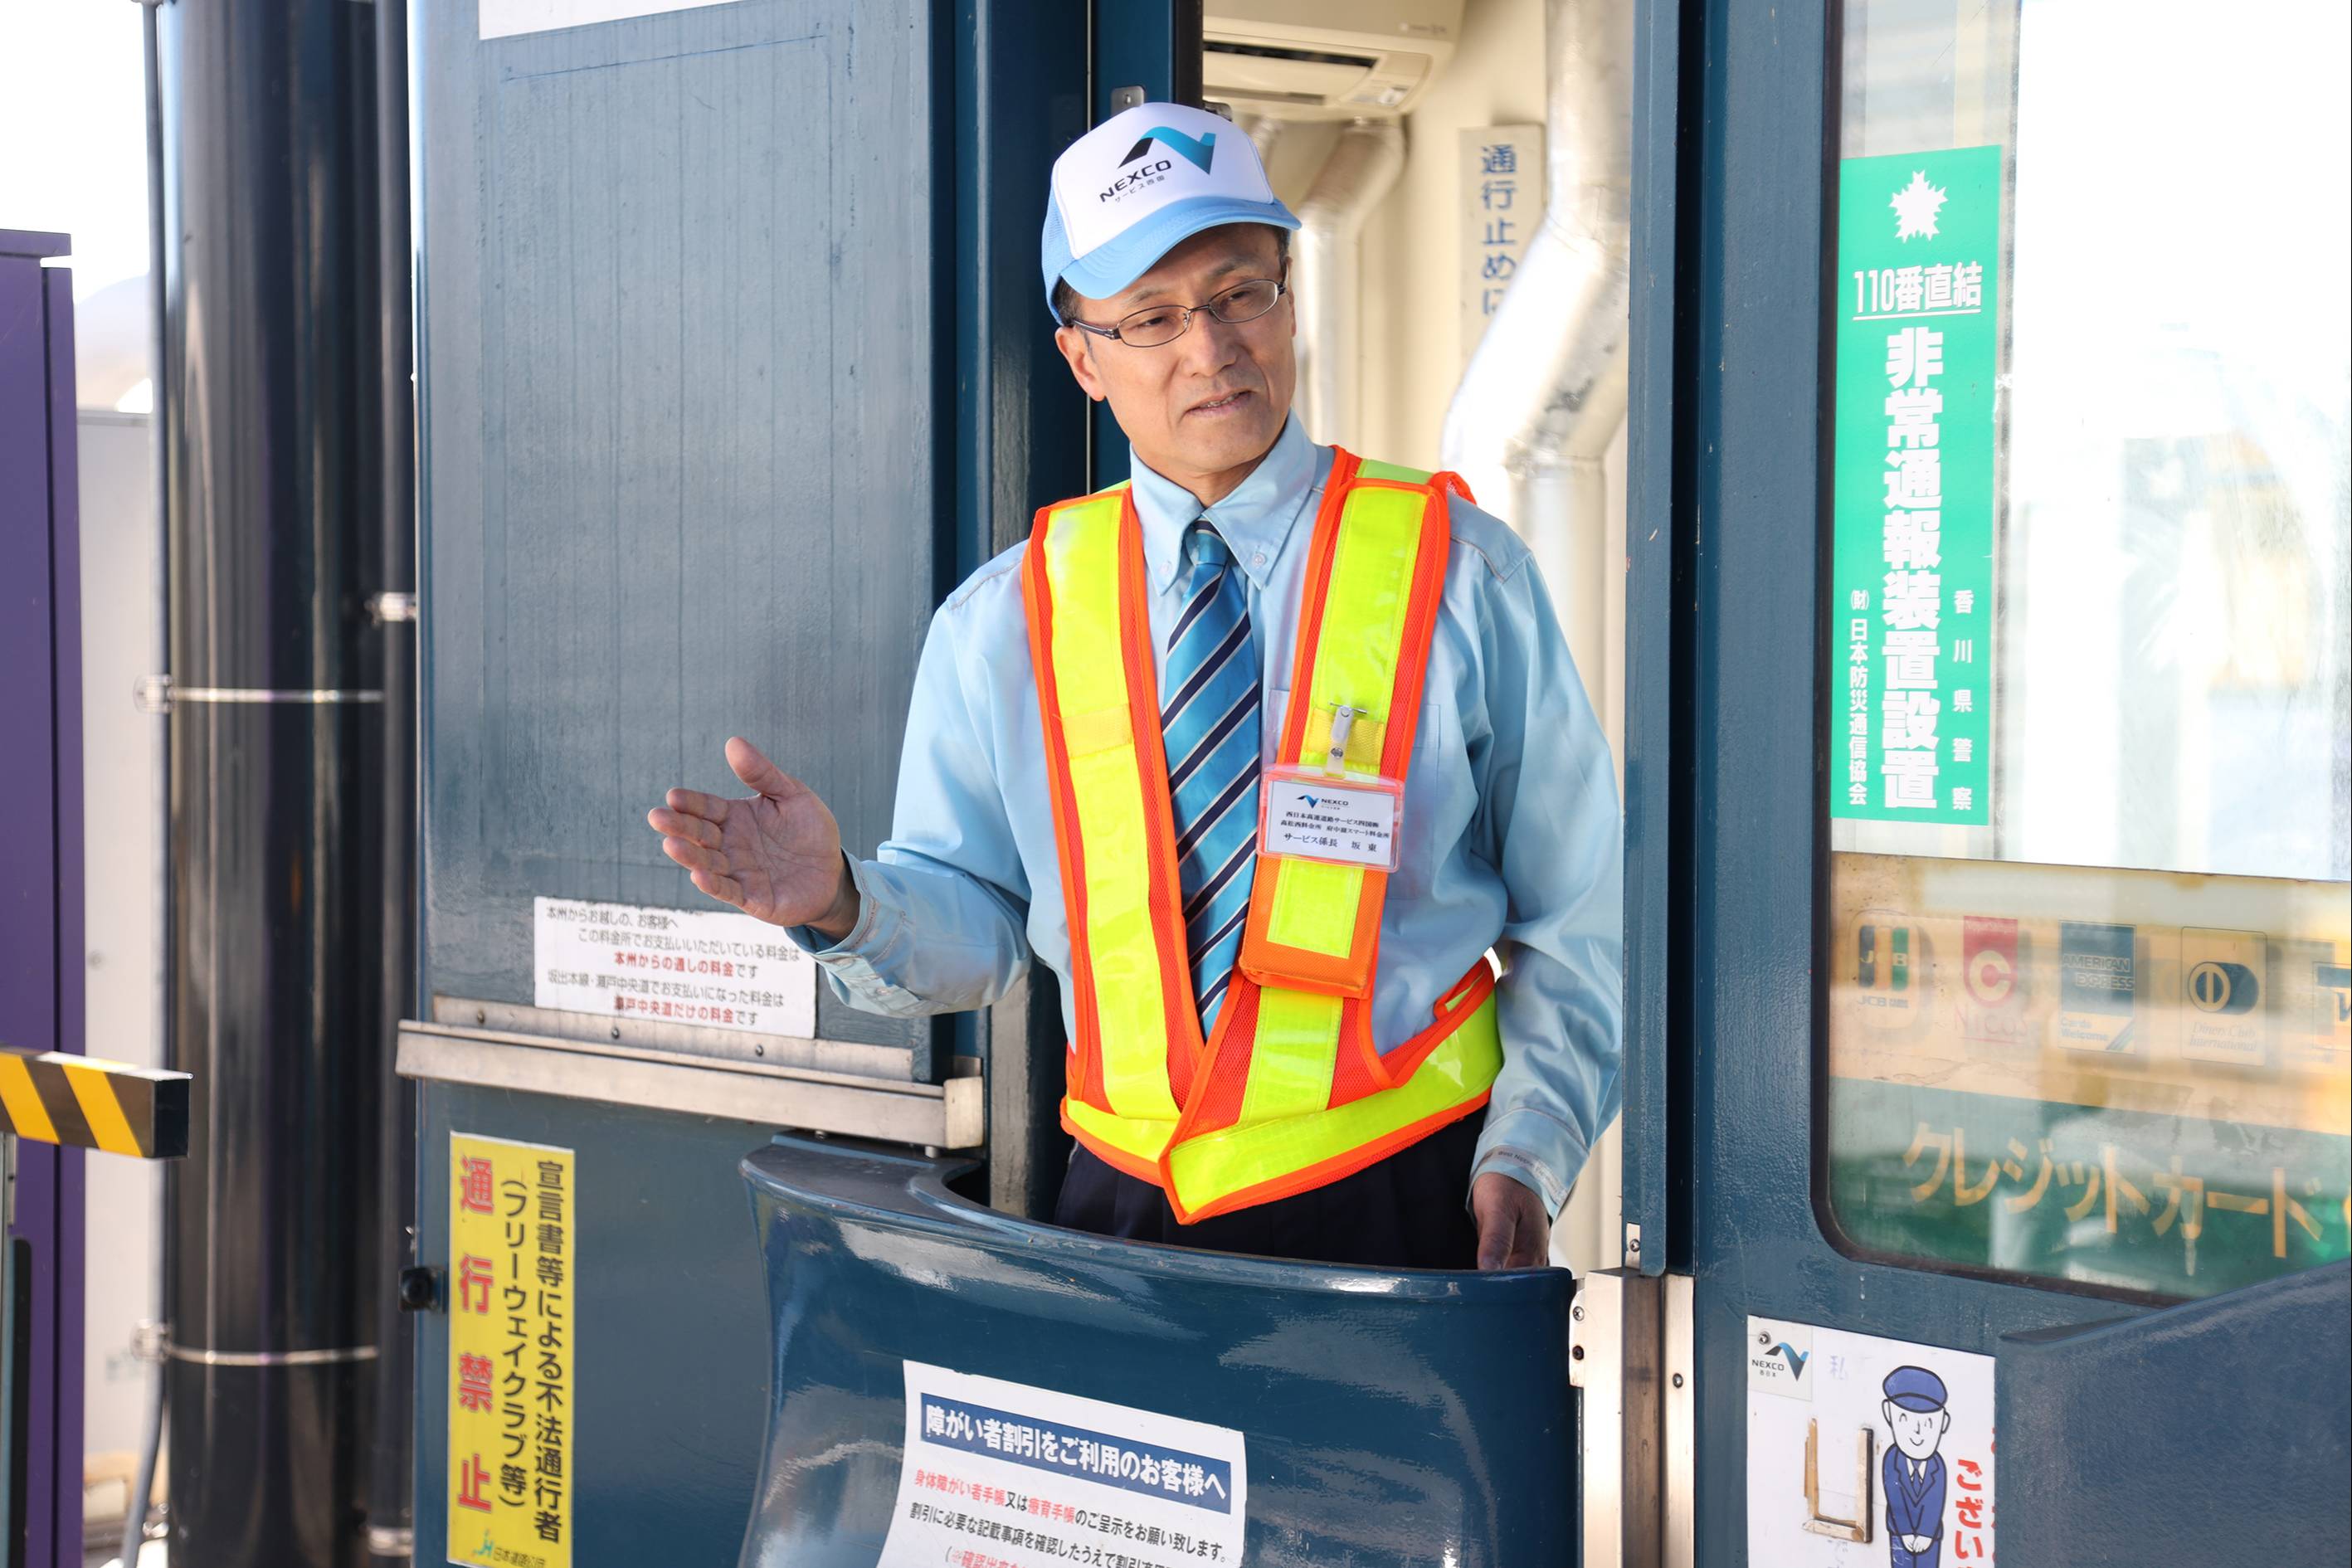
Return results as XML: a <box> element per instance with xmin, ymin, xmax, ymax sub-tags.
<box><xmin>1067</xmin><ymin>276</ymin><xmax>1288</xmax><ymax>348</ymax></box>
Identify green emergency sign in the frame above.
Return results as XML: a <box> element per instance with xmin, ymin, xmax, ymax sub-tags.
<box><xmin>1830</xmin><ymin>144</ymin><xmax>2002</xmax><ymax>825</ymax></box>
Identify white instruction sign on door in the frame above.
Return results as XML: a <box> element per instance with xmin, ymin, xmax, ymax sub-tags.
<box><xmin>533</xmin><ymin>897</ymin><xmax>816</xmax><ymax>1039</ymax></box>
<box><xmin>1746</xmin><ymin>1316</ymin><xmax>1994</xmax><ymax>1567</ymax></box>
<box><xmin>879</xmin><ymin>1361</ymin><xmax>1248</xmax><ymax>1568</ymax></box>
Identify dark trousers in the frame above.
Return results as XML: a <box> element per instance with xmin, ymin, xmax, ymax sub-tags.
<box><xmin>1051</xmin><ymin>1110</ymin><xmax>1484</xmax><ymax>1269</ymax></box>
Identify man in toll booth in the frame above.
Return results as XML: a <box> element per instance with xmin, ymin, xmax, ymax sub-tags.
<box><xmin>646</xmin><ymin>102</ymin><xmax>1620</xmax><ymax>1271</ymax></box>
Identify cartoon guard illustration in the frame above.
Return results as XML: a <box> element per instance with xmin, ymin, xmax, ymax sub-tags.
<box><xmin>1880</xmin><ymin>1365</ymin><xmax>1950</xmax><ymax>1567</ymax></box>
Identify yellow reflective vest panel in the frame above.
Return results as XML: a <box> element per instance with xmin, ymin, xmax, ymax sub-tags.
<box><xmin>1021</xmin><ymin>450</ymin><xmax>1502</xmax><ymax>1223</ymax></box>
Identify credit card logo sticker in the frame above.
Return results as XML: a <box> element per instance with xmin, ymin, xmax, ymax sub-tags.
<box><xmin>2179</xmin><ymin>927</ymin><xmax>2267</xmax><ymax>1065</ymax></box>
<box><xmin>2320</xmin><ymin>962</ymin><xmax>2350</xmax><ymax>1026</ymax></box>
<box><xmin>2187</xmin><ymin>962</ymin><xmax>2258</xmax><ymax>1014</ymax></box>
<box><xmin>1959</xmin><ymin>915</ymin><xmax>2027</xmax><ymax>1045</ymax></box>
<box><xmin>1856</xmin><ymin>919</ymin><xmax>1926</xmax><ymax>1027</ymax></box>
<box><xmin>1969</xmin><ymin>946</ymin><xmax>2014</xmax><ymax>1003</ymax></box>
<box><xmin>2056</xmin><ymin>921</ymin><xmax>2137</xmax><ymax>1053</ymax></box>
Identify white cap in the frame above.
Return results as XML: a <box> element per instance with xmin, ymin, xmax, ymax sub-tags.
<box><xmin>1040</xmin><ymin>102</ymin><xmax>1300</xmax><ymax>321</ymax></box>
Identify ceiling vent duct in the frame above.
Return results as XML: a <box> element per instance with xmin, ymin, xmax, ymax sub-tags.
<box><xmin>1205</xmin><ymin>0</ymin><xmax>1465</xmax><ymax>120</ymax></box>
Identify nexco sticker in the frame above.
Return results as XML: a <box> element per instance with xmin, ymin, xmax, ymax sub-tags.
<box><xmin>1746</xmin><ymin>1317</ymin><xmax>1995</xmax><ymax>1566</ymax></box>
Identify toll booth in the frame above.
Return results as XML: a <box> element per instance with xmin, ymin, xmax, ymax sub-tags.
<box><xmin>398</xmin><ymin>3</ymin><xmax>2351</xmax><ymax>1567</ymax></box>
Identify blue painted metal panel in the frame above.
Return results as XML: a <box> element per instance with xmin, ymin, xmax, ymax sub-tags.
<box><xmin>738</xmin><ymin>1137</ymin><xmax>1577</xmax><ymax>1567</ymax></box>
<box><xmin>947</xmin><ymin>0</ymin><xmax>1089</xmax><ymax>1211</ymax></box>
<box><xmin>1996</xmin><ymin>1261</ymin><xmax>2350</xmax><ymax>1566</ymax></box>
<box><xmin>1619</xmin><ymin>0</ymin><xmax>1691</xmax><ymax>1280</ymax></box>
<box><xmin>414</xmin><ymin>1086</ymin><xmax>781</xmax><ymax>1568</ymax></box>
<box><xmin>415</xmin><ymin>0</ymin><xmax>944</xmax><ymax>1068</ymax></box>
<box><xmin>1083</xmin><ymin>1</ymin><xmax>1200</xmax><ymax>489</ymax></box>
<box><xmin>1665</xmin><ymin>0</ymin><xmax>2352</xmax><ymax>1560</ymax></box>
<box><xmin>1671</xmin><ymin>1</ymin><xmax>2136</xmax><ymax>1553</ymax></box>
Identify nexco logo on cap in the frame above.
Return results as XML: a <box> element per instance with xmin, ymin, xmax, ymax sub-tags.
<box><xmin>1040</xmin><ymin>100</ymin><xmax>1300</xmax><ymax>321</ymax></box>
<box><xmin>1103</xmin><ymin>122</ymin><xmax>1220</xmax><ymax>201</ymax></box>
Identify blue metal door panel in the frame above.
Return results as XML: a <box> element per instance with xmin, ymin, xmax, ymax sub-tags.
<box><xmin>415</xmin><ymin>1085</ymin><xmax>780</xmax><ymax>1568</ymax></box>
<box><xmin>415</xmin><ymin>0</ymin><xmax>945</xmax><ymax>1064</ymax></box>
<box><xmin>1083</xmin><ymin>0</ymin><xmax>1200</xmax><ymax>489</ymax></box>
<box><xmin>1643</xmin><ymin>1</ymin><xmax>2352</xmax><ymax>1559</ymax></box>
<box><xmin>737</xmin><ymin>1138</ymin><xmax>1577</xmax><ymax>1567</ymax></box>
<box><xmin>1996</xmin><ymin>1260</ymin><xmax>2350</xmax><ymax>1565</ymax></box>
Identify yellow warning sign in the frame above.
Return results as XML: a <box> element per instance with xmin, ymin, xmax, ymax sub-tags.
<box><xmin>446</xmin><ymin>1133</ymin><xmax>574</xmax><ymax>1568</ymax></box>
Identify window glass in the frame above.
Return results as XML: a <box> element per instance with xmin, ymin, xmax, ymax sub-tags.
<box><xmin>1822</xmin><ymin>0</ymin><xmax>2350</xmax><ymax>1298</ymax></box>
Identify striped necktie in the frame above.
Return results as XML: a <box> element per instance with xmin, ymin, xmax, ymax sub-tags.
<box><xmin>1162</xmin><ymin>519</ymin><xmax>1260</xmax><ymax>1034</ymax></box>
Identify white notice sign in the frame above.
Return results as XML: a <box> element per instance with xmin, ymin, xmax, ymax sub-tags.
<box><xmin>533</xmin><ymin>897</ymin><xmax>816</xmax><ymax>1039</ymax></box>
<box><xmin>480</xmin><ymin>0</ymin><xmax>738</xmax><ymax>40</ymax></box>
<box><xmin>1746</xmin><ymin>1317</ymin><xmax>1995</xmax><ymax>1566</ymax></box>
<box><xmin>879</xmin><ymin>1361</ymin><xmax>1248</xmax><ymax>1568</ymax></box>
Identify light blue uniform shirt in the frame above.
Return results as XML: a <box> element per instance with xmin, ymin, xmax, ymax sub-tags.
<box><xmin>794</xmin><ymin>415</ymin><xmax>1623</xmax><ymax>1214</ymax></box>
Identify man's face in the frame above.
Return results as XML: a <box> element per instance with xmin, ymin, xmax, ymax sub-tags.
<box><xmin>1054</xmin><ymin>225</ymin><xmax>1295</xmax><ymax>497</ymax></box>
<box><xmin>1882</xmin><ymin>1400</ymin><xmax>1949</xmax><ymax>1461</ymax></box>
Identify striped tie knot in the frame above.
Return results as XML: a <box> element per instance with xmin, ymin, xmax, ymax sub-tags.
<box><xmin>1186</xmin><ymin>519</ymin><xmax>1234</xmax><ymax>572</ymax></box>
<box><xmin>1162</xmin><ymin>516</ymin><xmax>1260</xmax><ymax>1033</ymax></box>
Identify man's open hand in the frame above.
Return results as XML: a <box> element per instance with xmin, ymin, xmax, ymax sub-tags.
<box><xmin>645</xmin><ymin>737</ymin><xmax>859</xmax><ymax>936</ymax></box>
<box><xmin>1471</xmin><ymin>1170</ymin><xmax>1551</xmax><ymax>1270</ymax></box>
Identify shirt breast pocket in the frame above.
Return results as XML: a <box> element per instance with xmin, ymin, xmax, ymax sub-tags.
<box><xmin>1260</xmin><ymin>688</ymin><xmax>1464</xmax><ymax>899</ymax></box>
<box><xmin>1259</xmin><ymin>688</ymin><xmax>1458</xmax><ymax>767</ymax></box>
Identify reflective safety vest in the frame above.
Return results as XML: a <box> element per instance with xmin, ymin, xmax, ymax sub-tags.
<box><xmin>1021</xmin><ymin>448</ymin><xmax>1503</xmax><ymax>1223</ymax></box>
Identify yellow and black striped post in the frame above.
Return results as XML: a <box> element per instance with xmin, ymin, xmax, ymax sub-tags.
<box><xmin>0</xmin><ymin>1045</ymin><xmax>189</xmax><ymax>1159</ymax></box>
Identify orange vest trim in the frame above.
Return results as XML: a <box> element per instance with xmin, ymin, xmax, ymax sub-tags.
<box><xmin>1023</xmin><ymin>450</ymin><xmax>1501</xmax><ymax>1223</ymax></box>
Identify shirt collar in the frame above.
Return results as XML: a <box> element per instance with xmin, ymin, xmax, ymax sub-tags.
<box><xmin>1128</xmin><ymin>412</ymin><xmax>1321</xmax><ymax>594</ymax></box>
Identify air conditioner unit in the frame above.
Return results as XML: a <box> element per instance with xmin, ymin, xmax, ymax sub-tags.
<box><xmin>1205</xmin><ymin>0</ymin><xmax>1464</xmax><ymax>121</ymax></box>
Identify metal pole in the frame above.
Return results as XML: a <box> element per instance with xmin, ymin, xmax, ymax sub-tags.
<box><xmin>157</xmin><ymin>2</ymin><xmax>383</xmax><ymax>1561</ymax></box>
<box><xmin>366</xmin><ymin>0</ymin><xmax>420</xmax><ymax>1557</ymax></box>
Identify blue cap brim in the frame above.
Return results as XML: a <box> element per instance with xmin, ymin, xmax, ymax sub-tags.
<box><xmin>1049</xmin><ymin>194</ymin><xmax>1300</xmax><ymax>319</ymax></box>
<box><xmin>1888</xmin><ymin>1395</ymin><xmax>1944</xmax><ymax>1412</ymax></box>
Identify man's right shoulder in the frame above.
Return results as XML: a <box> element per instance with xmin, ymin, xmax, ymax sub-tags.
<box><xmin>944</xmin><ymin>538</ymin><xmax>1030</xmax><ymax>616</ymax></box>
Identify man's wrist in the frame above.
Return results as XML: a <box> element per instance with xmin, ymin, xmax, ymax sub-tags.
<box><xmin>807</xmin><ymin>852</ymin><xmax>862</xmax><ymax>940</ymax></box>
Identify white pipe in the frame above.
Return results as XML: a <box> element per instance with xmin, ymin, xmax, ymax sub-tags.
<box><xmin>1240</xmin><ymin>113</ymin><xmax>1283</xmax><ymax>166</ymax></box>
<box><xmin>1439</xmin><ymin>0</ymin><xmax>1633</xmax><ymax>709</ymax></box>
<box><xmin>1294</xmin><ymin>118</ymin><xmax>1406</xmax><ymax>452</ymax></box>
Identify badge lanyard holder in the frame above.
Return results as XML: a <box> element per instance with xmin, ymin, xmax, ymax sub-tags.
<box><xmin>1257</xmin><ymin>704</ymin><xmax>1405</xmax><ymax>873</ymax></box>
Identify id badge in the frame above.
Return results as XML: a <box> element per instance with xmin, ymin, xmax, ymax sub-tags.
<box><xmin>1258</xmin><ymin>765</ymin><xmax>1404</xmax><ymax>872</ymax></box>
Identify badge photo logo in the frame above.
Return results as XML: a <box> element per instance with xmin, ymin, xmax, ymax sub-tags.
<box><xmin>1771</xmin><ymin>1342</ymin><xmax>1810</xmax><ymax>1379</ymax></box>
